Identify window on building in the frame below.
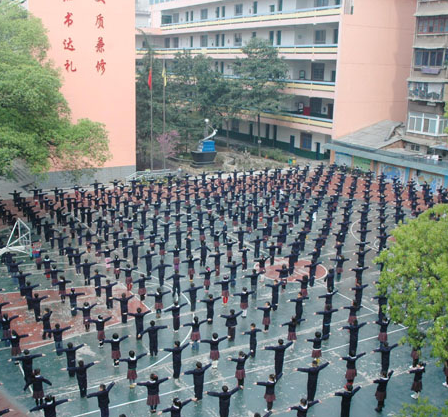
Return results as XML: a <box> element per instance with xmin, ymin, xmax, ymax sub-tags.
<box><xmin>414</xmin><ymin>49</ymin><xmax>444</xmax><ymax>67</ymax></box>
<box><xmin>333</xmin><ymin>28</ymin><xmax>339</xmax><ymax>44</ymax></box>
<box><xmin>276</xmin><ymin>30</ymin><xmax>282</xmax><ymax>45</ymax></box>
<box><xmin>200</xmin><ymin>35</ymin><xmax>208</xmax><ymax>47</ymax></box>
<box><xmin>234</xmin><ymin>33</ymin><xmax>242</xmax><ymax>47</ymax></box>
<box><xmin>408</xmin><ymin>112</ymin><xmax>448</xmax><ymax>136</ymax></box>
<box><xmin>253</xmin><ymin>1</ymin><xmax>258</xmax><ymax>14</ymax></box>
<box><xmin>222</xmin><ymin>6</ymin><xmax>226</xmax><ymax>17</ymax></box>
<box><xmin>418</xmin><ymin>17</ymin><xmax>448</xmax><ymax>34</ymax></box>
<box><xmin>231</xmin><ymin>119</ymin><xmax>240</xmax><ymax>131</ymax></box>
<box><xmin>235</xmin><ymin>4</ymin><xmax>243</xmax><ymax>15</ymax></box>
<box><xmin>190</xmin><ymin>11</ymin><xmax>193</xmax><ymax>21</ymax></box>
<box><xmin>300</xmin><ymin>133</ymin><xmax>312</xmax><ymax>150</ymax></box>
<box><xmin>215</xmin><ymin>34</ymin><xmax>220</xmax><ymax>46</ymax></box>
<box><xmin>314</xmin><ymin>30</ymin><xmax>326</xmax><ymax>44</ymax></box>
<box><xmin>278</xmin><ymin>0</ymin><xmax>282</xmax><ymax>11</ymax></box>
<box><xmin>252</xmin><ymin>31</ymin><xmax>257</xmax><ymax>38</ymax></box>
<box><xmin>164</xmin><ymin>38</ymin><xmax>170</xmax><ymax>48</ymax></box>
<box><xmin>269</xmin><ymin>31</ymin><xmax>274</xmax><ymax>45</ymax></box>
<box><xmin>215</xmin><ymin>61</ymin><xmax>219</xmax><ymax>71</ymax></box>
<box><xmin>185</xmin><ymin>11</ymin><xmax>189</xmax><ymax>22</ymax></box>
<box><xmin>269</xmin><ymin>4</ymin><xmax>275</xmax><ymax>13</ymax></box>
<box><xmin>265</xmin><ymin>124</ymin><xmax>270</xmax><ymax>139</ymax></box>
<box><xmin>220</xmin><ymin>61</ymin><xmax>224</xmax><ymax>73</ymax></box>
<box><xmin>190</xmin><ymin>36</ymin><xmax>194</xmax><ymax>47</ymax></box>
<box><xmin>173</xmin><ymin>37</ymin><xmax>179</xmax><ymax>48</ymax></box>
<box><xmin>221</xmin><ymin>34</ymin><xmax>225</xmax><ymax>46</ymax></box>
<box><xmin>315</xmin><ymin>0</ymin><xmax>329</xmax><ymax>6</ymax></box>
<box><xmin>215</xmin><ymin>7</ymin><xmax>220</xmax><ymax>18</ymax></box>
<box><xmin>173</xmin><ymin>13</ymin><xmax>179</xmax><ymax>23</ymax></box>
<box><xmin>200</xmin><ymin>9</ymin><xmax>208</xmax><ymax>19</ymax></box>
<box><xmin>311</xmin><ymin>63</ymin><xmax>325</xmax><ymax>80</ymax></box>
<box><xmin>310</xmin><ymin>97</ymin><xmax>323</xmax><ymax>115</ymax></box>
<box><xmin>410</xmin><ymin>144</ymin><xmax>420</xmax><ymax>151</ymax></box>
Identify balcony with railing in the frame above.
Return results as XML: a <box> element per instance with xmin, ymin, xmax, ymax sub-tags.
<box><xmin>158</xmin><ymin>4</ymin><xmax>341</xmax><ymax>32</ymax></box>
<box><xmin>408</xmin><ymin>81</ymin><xmax>445</xmax><ymax>102</ymax></box>
<box><xmin>136</xmin><ymin>43</ymin><xmax>338</xmax><ymax>59</ymax></box>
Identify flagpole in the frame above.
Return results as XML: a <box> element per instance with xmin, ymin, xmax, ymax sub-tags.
<box><xmin>162</xmin><ymin>59</ymin><xmax>166</xmax><ymax>134</ymax></box>
<box><xmin>150</xmin><ymin>53</ymin><xmax>154</xmax><ymax>171</ymax></box>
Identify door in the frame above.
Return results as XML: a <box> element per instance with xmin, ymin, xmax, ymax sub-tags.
<box><xmin>315</xmin><ymin>142</ymin><xmax>321</xmax><ymax>160</ymax></box>
<box><xmin>253</xmin><ymin>1</ymin><xmax>258</xmax><ymax>14</ymax></box>
<box><xmin>249</xmin><ymin>123</ymin><xmax>254</xmax><ymax>142</ymax></box>
<box><xmin>310</xmin><ymin>98</ymin><xmax>322</xmax><ymax>116</ymax></box>
<box><xmin>328</xmin><ymin>103</ymin><xmax>334</xmax><ymax>120</ymax></box>
<box><xmin>273</xmin><ymin>125</ymin><xmax>277</xmax><ymax>146</ymax></box>
<box><xmin>289</xmin><ymin>135</ymin><xmax>295</xmax><ymax>153</ymax></box>
<box><xmin>311</xmin><ymin>63</ymin><xmax>325</xmax><ymax>81</ymax></box>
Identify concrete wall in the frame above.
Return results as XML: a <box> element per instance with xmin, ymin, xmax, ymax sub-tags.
<box><xmin>332</xmin><ymin>0</ymin><xmax>415</xmax><ymax>139</ymax></box>
<box><xmin>28</xmin><ymin>0</ymin><xmax>136</xmax><ymax>175</ymax></box>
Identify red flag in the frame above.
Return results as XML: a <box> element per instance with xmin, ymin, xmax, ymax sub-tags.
<box><xmin>148</xmin><ymin>68</ymin><xmax>152</xmax><ymax>90</ymax></box>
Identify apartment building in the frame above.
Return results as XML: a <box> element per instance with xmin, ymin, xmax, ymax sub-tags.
<box><xmin>405</xmin><ymin>0</ymin><xmax>448</xmax><ymax>155</ymax></box>
<box><xmin>136</xmin><ymin>0</ymin><xmax>415</xmax><ymax>159</ymax></box>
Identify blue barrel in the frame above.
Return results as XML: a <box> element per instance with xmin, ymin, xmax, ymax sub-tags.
<box><xmin>200</xmin><ymin>141</ymin><xmax>216</xmax><ymax>152</ymax></box>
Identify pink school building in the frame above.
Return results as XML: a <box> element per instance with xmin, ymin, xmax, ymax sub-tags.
<box><xmin>136</xmin><ymin>0</ymin><xmax>415</xmax><ymax>159</ymax></box>
<box><xmin>27</xmin><ymin>0</ymin><xmax>136</xmax><ymax>185</ymax></box>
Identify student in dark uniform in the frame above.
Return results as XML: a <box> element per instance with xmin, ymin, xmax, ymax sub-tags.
<box><xmin>119</xmin><ymin>350</ymin><xmax>147</xmax><ymax>388</ymax></box>
<box><xmin>254</xmin><ymin>373</ymin><xmax>282</xmax><ymax>413</ymax></box>
<box><xmin>29</xmin><ymin>395</ymin><xmax>70</xmax><ymax>416</ymax></box>
<box><xmin>129</xmin><ymin>307</ymin><xmax>151</xmax><ymax>339</ymax></box>
<box><xmin>287</xmin><ymin>292</ymin><xmax>309</xmax><ymax>322</ymax></box>
<box><xmin>63</xmin><ymin>360</ymin><xmax>99</xmax><ymax>397</ymax></box>
<box><xmin>242</xmin><ymin>323</ymin><xmax>262</xmax><ymax>358</ymax></box>
<box><xmin>295</xmin><ymin>360</ymin><xmax>330</xmax><ymax>401</ymax></box>
<box><xmin>137</xmin><ymin>373</ymin><xmax>170</xmax><ymax>413</ymax></box>
<box><xmin>163</xmin><ymin>341</ymin><xmax>190</xmax><ymax>383</ymax></box>
<box><xmin>88</xmin><ymin>315</ymin><xmax>112</xmax><ymax>348</ymax></box>
<box><xmin>158</xmin><ymin>397</ymin><xmax>194</xmax><ymax>416</ymax></box>
<box><xmin>200</xmin><ymin>294</ymin><xmax>221</xmax><ymax>324</ymax></box>
<box><xmin>287</xmin><ymin>398</ymin><xmax>319</xmax><ymax>416</ymax></box>
<box><xmin>232</xmin><ymin>287</ymin><xmax>254</xmax><ymax>318</ymax></box>
<box><xmin>257</xmin><ymin>302</ymin><xmax>272</xmax><ymax>332</ymax></box>
<box><xmin>87</xmin><ymin>382</ymin><xmax>115</xmax><ymax>417</ymax></box>
<box><xmin>183</xmin><ymin>361</ymin><xmax>212</xmax><ymax>400</ymax></box>
<box><xmin>373</xmin><ymin>370</ymin><xmax>393</xmax><ymax>412</ymax></box>
<box><xmin>334</xmin><ymin>384</ymin><xmax>361</xmax><ymax>417</ymax></box>
<box><xmin>409</xmin><ymin>362</ymin><xmax>425</xmax><ymax>399</ymax></box>
<box><xmin>24</xmin><ymin>368</ymin><xmax>52</xmax><ymax>406</ymax></box>
<box><xmin>104</xmin><ymin>333</ymin><xmax>129</xmax><ymax>366</ymax></box>
<box><xmin>372</xmin><ymin>341</ymin><xmax>399</xmax><ymax>373</ymax></box>
<box><xmin>13</xmin><ymin>349</ymin><xmax>45</xmax><ymax>384</ymax></box>
<box><xmin>201</xmin><ymin>333</ymin><xmax>227</xmax><ymax>369</ymax></box>
<box><xmin>164</xmin><ymin>301</ymin><xmax>187</xmax><ymax>332</ymax></box>
<box><xmin>206</xmin><ymin>386</ymin><xmax>240</xmax><ymax>417</ymax></box>
<box><xmin>264</xmin><ymin>339</ymin><xmax>293</xmax><ymax>377</ymax></box>
<box><xmin>220</xmin><ymin>309</ymin><xmax>242</xmax><ymax>341</ymax></box>
<box><xmin>140</xmin><ymin>321</ymin><xmax>168</xmax><ymax>356</ymax></box>
<box><xmin>228</xmin><ymin>351</ymin><xmax>249</xmax><ymax>388</ymax></box>
<box><xmin>58</xmin><ymin>342</ymin><xmax>84</xmax><ymax>377</ymax></box>
<box><xmin>183</xmin><ymin>316</ymin><xmax>207</xmax><ymax>350</ymax></box>
<box><xmin>340</xmin><ymin>351</ymin><xmax>366</xmax><ymax>384</ymax></box>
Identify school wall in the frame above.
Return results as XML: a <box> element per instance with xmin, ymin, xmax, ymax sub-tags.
<box><xmin>332</xmin><ymin>0</ymin><xmax>415</xmax><ymax>139</ymax></box>
<box><xmin>28</xmin><ymin>0</ymin><xmax>136</xmax><ymax>183</ymax></box>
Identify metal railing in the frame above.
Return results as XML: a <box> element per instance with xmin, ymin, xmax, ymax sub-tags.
<box><xmin>159</xmin><ymin>4</ymin><xmax>342</xmax><ymax>29</ymax></box>
<box><xmin>126</xmin><ymin>169</ymin><xmax>180</xmax><ymax>183</ymax></box>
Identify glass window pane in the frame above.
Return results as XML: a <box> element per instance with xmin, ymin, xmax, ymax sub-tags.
<box><xmin>429</xmin><ymin>119</ymin><xmax>437</xmax><ymax>134</ymax></box>
<box><xmin>415</xmin><ymin>116</ymin><xmax>422</xmax><ymax>132</ymax></box>
<box><xmin>409</xmin><ymin>117</ymin><xmax>415</xmax><ymax>131</ymax></box>
<box><xmin>422</xmin><ymin>51</ymin><xmax>429</xmax><ymax>66</ymax></box>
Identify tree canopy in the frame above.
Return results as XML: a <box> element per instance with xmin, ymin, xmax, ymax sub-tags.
<box><xmin>135</xmin><ymin>38</ymin><xmax>290</xmax><ymax>168</ymax></box>
<box><xmin>398</xmin><ymin>398</ymin><xmax>448</xmax><ymax>417</ymax></box>
<box><xmin>375</xmin><ymin>204</ymin><xmax>448</xmax><ymax>361</ymax></box>
<box><xmin>0</xmin><ymin>1</ymin><xmax>110</xmax><ymax>177</ymax></box>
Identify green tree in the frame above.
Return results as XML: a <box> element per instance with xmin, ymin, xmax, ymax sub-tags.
<box><xmin>375</xmin><ymin>204</ymin><xmax>448</xmax><ymax>361</ymax></box>
<box><xmin>398</xmin><ymin>398</ymin><xmax>448</xmax><ymax>417</ymax></box>
<box><xmin>0</xmin><ymin>1</ymin><xmax>110</xmax><ymax>178</ymax></box>
<box><xmin>233</xmin><ymin>38</ymin><xmax>289</xmax><ymax>154</ymax></box>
